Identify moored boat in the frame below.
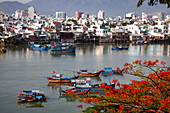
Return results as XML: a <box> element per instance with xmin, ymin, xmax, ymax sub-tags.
<box><xmin>112</xmin><ymin>45</ymin><xmax>129</xmax><ymax>50</ymax></box>
<box><xmin>71</xmin><ymin>77</ymin><xmax>115</xmax><ymax>91</ymax></box>
<box><xmin>33</xmin><ymin>44</ymin><xmax>48</xmax><ymax>51</ymax></box>
<box><xmin>47</xmin><ymin>73</ymin><xmax>79</xmax><ymax>83</ymax></box>
<box><xmin>0</xmin><ymin>48</ymin><xmax>6</xmax><ymax>53</ymax></box>
<box><xmin>50</xmin><ymin>42</ymin><xmax>76</xmax><ymax>54</ymax></box>
<box><xmin>18</xmin><ymin>90</ymin><xmax>46</xmax><ymax>102</ymax></box>
<box><xmin>76</xmin><ymin>69</ymin><xmax>102</xmax><ymax>77</ymax></box>
<box><xmin>101</xmin><ymin>67</ymin><xmax>123</xmax><ymax>75</ymax></box>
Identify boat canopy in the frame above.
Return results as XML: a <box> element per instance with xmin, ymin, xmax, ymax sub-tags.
<box><xmin>104</xmin><ymin>67</ymin><xmax>112</xmax><ymax>71</ymax></box>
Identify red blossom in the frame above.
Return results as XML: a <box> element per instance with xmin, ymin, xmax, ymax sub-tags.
<box><xmin>76</xmin><ymin>104</ymin><xmax>83</xmax><ymax>109</ymax></box>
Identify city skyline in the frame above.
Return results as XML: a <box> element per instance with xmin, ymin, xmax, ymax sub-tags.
<box><xmin>0</xmin><ymin>0</ymin><xmax>169</xmax><ymax>17</ymax></box>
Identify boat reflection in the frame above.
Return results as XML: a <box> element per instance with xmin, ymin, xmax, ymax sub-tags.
<box><xmin>17</xmin><ymin>101</ymin><xmax>47</xmax><ymax>108</ymax></box>
<box><xmin>51</xmin><ymin>52</ymin><xmax>76</xmax><ymax>57</ymax></box>
<box><xmin>47</xmin><ymin>83</ymin><xmax>71</xmax><ymax>87</ymax></box>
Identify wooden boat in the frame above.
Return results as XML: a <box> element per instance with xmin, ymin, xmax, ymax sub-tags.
<box><xmin>33</xmin><ymin>44</ymin><xmax>48</xmax><ymax>51</ymax></box>
<box><xmin>101</xmin><ymin>67</ymin><xmax>123</xmax><ymax>75</ymax></box>
<box><xmin>71</xmin><ymin>77</ymin><xmax>115</xmax><ymax>91</ymax></box>
<box><xmin>51</xmin><ymin>42</ymin><xmax>76</xmax><ymax>54</ymax></box>
<box><xmin>18</xmin><ymin>90</ymin><xmax>46</xmax><ymax>102</ymax></box>
<box><xmin>0</xmin><ymin>49</ymin><xmax>6</xmax><ymax>53</ymax></box>
<box><xmin>76</xmin><ymin>69</ymin><xmax>102</xmax><ymax>77</ymax></box>
<box><xmin>47</xmin><ymin>74</ymin><xmax>79</xmax><ymax>83</ymax></box>
<box><xmin>112</xmin><ymin>45</ymin><xmax>129</xmax><ymax>50</ymax></box>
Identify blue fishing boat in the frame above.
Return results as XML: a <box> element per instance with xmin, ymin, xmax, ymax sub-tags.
<box><xmin>112</xmin><ymin>45</ymin><xmax>129</xmax><ymax>50</ymax></box>
<box><xmin>18</xmin><ymin>90</ymin><xmax>47</xmax><ymax>102</ymax></box>
<box><xmin>50</xmin><ymin>42</ymin><xmax>76</xmax><ymax>54</ymax></box>
<box><xmin>101</xmin><ymin>67</ymin><xmax>123</xmax><ymax>75</ymax></box>
<box><xmin>33</xmin><ymin>44</ymin><xmax>48</xmax><ymax>51</ymax></box>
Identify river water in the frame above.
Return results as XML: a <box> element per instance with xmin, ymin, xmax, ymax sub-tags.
<box><xmin>0</xmin><ymin>43</ymin><xmax>169</xmax><ymax>113</ymax></box>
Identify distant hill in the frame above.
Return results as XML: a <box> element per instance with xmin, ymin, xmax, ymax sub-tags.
<box><xmin>0</xmin><ymin>0</ymin><xmax>169</xmax><ymax>17</ymax></box>
<box><xmin>0</xmin><ymin>1</ymin><xmax>28</xmax><ymax>14</ymax></box>
<box><xmin>26</xmin><ymin>0</ymin><xmax>170</xmax><ymax>17</ymax></box>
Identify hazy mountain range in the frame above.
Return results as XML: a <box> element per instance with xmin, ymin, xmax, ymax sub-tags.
<box><xmin>0</xmin><ymin>0</ymin><xmax>169</xmax><ymax>17</ymax></box>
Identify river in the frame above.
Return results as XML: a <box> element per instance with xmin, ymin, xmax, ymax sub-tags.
<box><xmin>0</xmin><ymin>43</ymin><xmax>169</xmax><ymax>113</ymax></box>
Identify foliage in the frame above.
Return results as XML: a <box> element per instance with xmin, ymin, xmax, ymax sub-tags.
<box><xmin>73</xmin><ymin>60</ymin><xmax>170</xmax><ymax>113</ymax></box>
<box><xmin>109</xmin><ymin>24</ymin><xmax>116</xmax><ymax>28</ymax></box>
<box><xmin>85</xmin><ymin>21</ymin><xmax>90</xmax><ymax>28</ymax></box>
<box><xmin>137</xmin><ymin>0</ymin><xmax>170</xmax><ymax>8</ymax></box>
<box><xmin>121</xmin><ymin>22</ymin><xmax>128</xmax><ymax>26</ymax></box>
<box><xmin>0</xmin><ymin>26</ymin><xmax>4</xmax><ymax>33</ymax></box>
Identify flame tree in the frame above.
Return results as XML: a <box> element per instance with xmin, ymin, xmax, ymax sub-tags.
<box><xmin>75</xmin><ymin>60</ymin><xmax>170</xmax><ymax>113</ymax></box>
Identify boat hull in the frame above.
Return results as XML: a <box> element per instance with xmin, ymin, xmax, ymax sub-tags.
<box><xmin>76</xmin><ymin>71</ymin><xmax>101</xmax><ymax>77</ymax></box>
<box><xmin>47</xmin><ymin>76</ymin><xmax>78</xmax><ymax>83</ymax></box>
<box><xmin>51</xmin><ymin>45</ymin><xmax>76</xmax><ymax>54</ymax></box>
<box><xmin>112</xmin><ymin>47</ymin><xmax>128</xmax><ymax>50</ymax></box>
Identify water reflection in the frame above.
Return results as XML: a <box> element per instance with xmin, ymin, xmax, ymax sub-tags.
<box><xmin>51</xmin><ymin>53</ymin><xmax>76</xmax><ymax>58</ymax></box>
<box><xmin>75</xmin><ymin>44</ymin><xmax>170</xmax><ymax>56</ymax></box>
<box><xmin>17</xmin><ymin>101</ymin><xmax>47</xmax><ymax>108</ymax></box>
<box><xmin>128</xmin><ymin>44</ymin><xmax>170</xmax><ymax>56</ymax></box>
<box><xmin>4</xmin><ymin>44</ymin><xmax>170</xmax><ymax>57</ymax></box>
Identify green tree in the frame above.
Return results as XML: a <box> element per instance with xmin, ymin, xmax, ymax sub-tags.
<box><xmin>137</xmin><ymin>0</ymin><xmax>170</xmax><ymax>8</ymax></box>
<box><xmin>0</xmin><ymin>26</ymin><xmax>4</xmax><ymax>33</ymax></box>
<box><xmin>109</xmin><ymin>24</ymin><xmax>116</xmax><ymax>28</ymax></box>
<box><xmin>121</xmin><ymin>22</ymin><xmax>128</xmax><ymax>26</ymax></box>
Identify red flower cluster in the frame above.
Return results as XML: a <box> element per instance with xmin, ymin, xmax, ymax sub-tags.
<box><xmin>72</xmin><ymin>60</ymin><xmax>170</xmax><ymax>112</ymax></box>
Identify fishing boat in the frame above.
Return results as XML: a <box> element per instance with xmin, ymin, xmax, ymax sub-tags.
<box><xmin>33</xmin><ymin>44</ymin><xmax>48</xmax><ymax>51</ymax></box>
<box><xmin>18</xmin><ymin>90</ymin><xmax>46</xmax><ymax>102</ymax></box>
<box><xmin>0</xmin><ymin>49</ymin><xmax>6</xmax><ymax>53</ymax></box>
<box><xmin>76</xmin><ymin>69</ymin><xmax>102</xmax><ymax>77</ymax></box>
<box><xmin>60</xmin><ymin>88</ymin><xmax>90</xmax><ymax>95</ymax></box>
<box><xmin>47</xmin><ymin>73</ymin><xmax>79</xmax><ymax>83</ymax></box>
<box><xmin>112</xmin><ymin>45</ymin><xmax>129</xmax><ymax>50</ymax></box>
<box><xmin>101</xmin><ymin>67</ymin><xmax>123</xmax><ymax>75</ymax></box>
<box><xmin>50</xmin><ymin>42</ymin><xmax>76</xmax><ymax>54</ymax></box>
<box><xmin>71</xmin><ymin>77</ymin><xmax>115</xmax><ymax>91</ymax></box>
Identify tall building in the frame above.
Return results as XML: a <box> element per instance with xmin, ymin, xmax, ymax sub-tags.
<box><xmin>98</xmin><ymin>10</ymin><xmax>105</xmax><ymax>20</ymax></box>
<box><xmin>21</xmin><ymin>10</ymin><xmax>28</xmax><ymax>20</ymax></box>
<box><xmin>28</xmin><ymin>6</ymin><xmax>34</xmax><ymax>20</ymax></box>
<box><xmin>56</xmin><ymin>12</ymin><xmax>66</xmax><ymax>20</ymax></box>
<box><xmin>75</xmin><ymin>11</ymin><xmax>83</xmax><ymax>19</ymax></box>
<box><xmin>158</xmin><ymin>12</ymin><xmax>165</xmax><ymax>21</ymax></box>
<box><xmin>0</xmin><ymin>12</ymin><xmax>4</xmax><ymax>22</ymax></box>
<box><xmin>15</xmin><ymin>9</ymin><xmax>20</xmax><ymax>19</ymax></box>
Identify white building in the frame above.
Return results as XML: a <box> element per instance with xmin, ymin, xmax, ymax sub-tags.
<box><xmin>28</xmin><ymin>6</ymin><xmax>34</xmax><ymax>20</ymax></box>
<box><xmin>15</xmin><ymin>9</ymin><xmax>20</xmax><ymax>19</ymax></box>
<box><xmin>155</xmin><ymin>21</ymin><xmax>169</xmax><ymax>34</ymax></box>
<box><xmin>98</xmin><ymin>10</ymin><xmax>105</xmax><ymax>20</ymax></box>
<box><xmin>56</xmin><ymin>12</ymin><xmax>66</xmax><ymax>21</ymax></box>
<box><xmin>125</xmin><ymin>12</ymin><xmax>137</xmax><ymax>19</ymax></box>
<box><xmin>95</xmin><ymin>25</ymin><xmax>110</xmax><ymax>37</ymax></box>
<box><xmin>126</xmin><ymin>24</ymin><xmax>141</xmax><ymax>35</ymax></box>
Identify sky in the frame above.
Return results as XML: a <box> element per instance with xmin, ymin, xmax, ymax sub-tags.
<box><xmin>0</xmin><ymin>0</ymin><xmax>32</xmax><ymax>3</ymax></box>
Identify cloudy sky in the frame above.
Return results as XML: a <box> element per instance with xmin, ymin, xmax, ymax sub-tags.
<box><xmin>0</xmin><ymin>0</ymin><xmax>32</xmax><ymax>3</ymax></box>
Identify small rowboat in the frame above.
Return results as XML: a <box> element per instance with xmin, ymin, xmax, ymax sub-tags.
<box><xmin>76</xmin><ymin>69</ymin><xmax>102</xmax><ymax>77</ymax></box>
